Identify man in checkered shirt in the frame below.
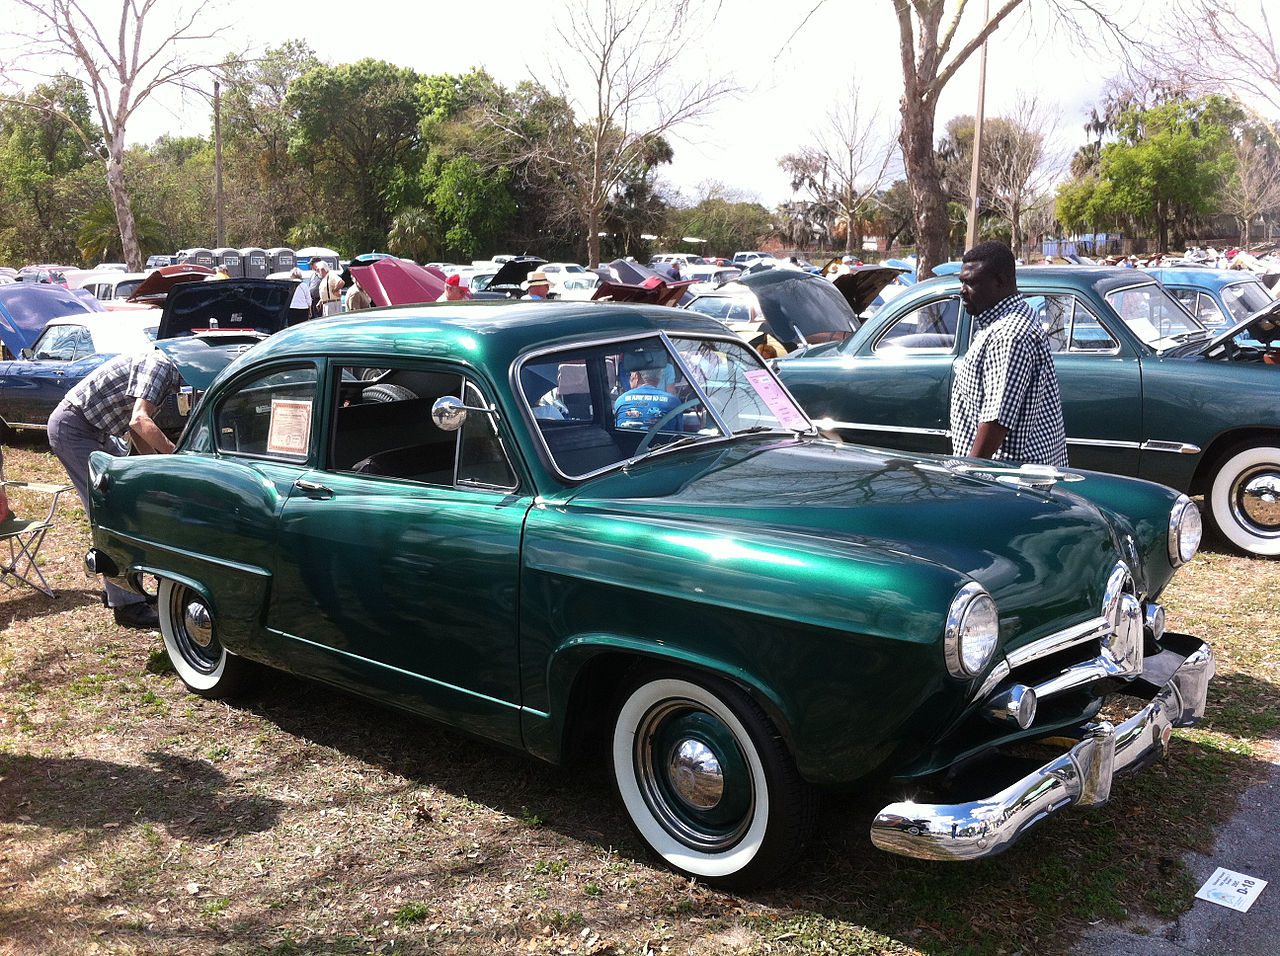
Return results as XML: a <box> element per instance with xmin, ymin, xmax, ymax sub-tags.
<box><xmin>48</xmin><ymin>348</ymin><xmax>182</xmax><ymax>629</ymax></box>
<box><xmin>950</xmin><ymin>241</ymin><xmax>1068</xmax><ymax>467</ymax></box>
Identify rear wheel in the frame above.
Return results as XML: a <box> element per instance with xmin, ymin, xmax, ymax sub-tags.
<box><xmin>1207</xmin><ymin>444</ymin><xmax>1280</xmax><ymax>557</ymax></box>
<box><xmin>158</xmin><ymin>579</ymin><xmax>252</xmax><ymax>698</ymax></box>
<box><xmin>610</xmin><ymin>673</ymin><xmax>816</xmax><ymax>889</ymax></box>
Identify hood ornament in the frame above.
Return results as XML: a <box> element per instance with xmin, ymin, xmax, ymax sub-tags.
<box><xmin>919</xmin><ymin>460</ymin><xmax>1085</xmax><ymax>490</ymax></box>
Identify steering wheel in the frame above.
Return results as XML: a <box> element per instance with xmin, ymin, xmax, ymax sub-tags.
<box><xmin>635</xmin><ymin>399</ymin><xmax>703</xmax><ymax>454</ymax></box>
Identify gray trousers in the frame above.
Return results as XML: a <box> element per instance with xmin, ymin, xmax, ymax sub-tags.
<box><xmin>47</xmin><ymin>402</ymin><xmax>144</xmax><ymax>608</ymax></box>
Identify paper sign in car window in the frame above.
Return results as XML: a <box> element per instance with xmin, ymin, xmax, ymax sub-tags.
<box><xmin>266</xmin><ymin>398</ymin><xmax>312</xmax><ymax>456</ymax></box>
<box><xmin>744</xmin><ymin>369</ymin><xmax>809</xmax><ymax>431</ymax></box>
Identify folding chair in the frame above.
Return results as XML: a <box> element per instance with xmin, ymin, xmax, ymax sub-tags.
<box><xmin>0</xmin><ymin>481</ymin><xmax>73</xmax><ymax>598</ymax></box>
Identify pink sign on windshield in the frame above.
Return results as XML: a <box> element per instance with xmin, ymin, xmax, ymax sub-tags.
<box><xmin>744</xmin><ymin>369</ymin><xmax>810</xmax><ymax>431</ymax></box>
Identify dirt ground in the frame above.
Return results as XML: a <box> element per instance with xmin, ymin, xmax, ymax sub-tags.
<box><xmin>2</xmin><ymin>436</ymin><xmax>1277</xmax><ymax>956</ymax></box>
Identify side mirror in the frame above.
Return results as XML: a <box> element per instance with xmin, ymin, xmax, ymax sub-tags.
<box><xmin>431</xmin><ymin>395</ymin><xmax>496</xmax><ymax>432</ymax></box>
<box><xmin>19</xmin><ymin>348</ymin><xmax>33</xmax><ymax>360</ymax></box>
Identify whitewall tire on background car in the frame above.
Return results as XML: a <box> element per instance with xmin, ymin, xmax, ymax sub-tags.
<box><xmin>158</xmin><ymin>578</ymin><xmax>252</xmax><ymax>698</ymax></box>
<box><xmin>610</xmin><ymin>673</ymin><xmax>816</xmax><ymax>889</ymax></box>
<box><xmin>1207</xmin><ymin>444</ymin><xmax>1280</xmax><ymax>557</ymax></box>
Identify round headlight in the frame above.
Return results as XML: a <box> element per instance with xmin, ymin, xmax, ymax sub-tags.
<box><xmin>945</xmin><ymin>582</ymin><xmax>999</xmax><ymax>678</ymax></box>
<box><xmin>1168</xmin><ymin>494</ymin><xmax>1202</xmax><ymax>567</ymax></box>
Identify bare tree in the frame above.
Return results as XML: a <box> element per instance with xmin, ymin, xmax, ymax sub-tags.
<box><xmin>779</xmin><ymin>88</ymin><xmax>898</xmax><ymax>255</ymax></box>
<box><xmin>1223</xmin><ymin>129</ymin><xmax>1280</xmax><ymax>248</ymax></box>
<box><xmin>1147</xmin><ymin>2</ymin><xmax>1280</xmax><ymax>114</ymax></box>
<box><xmin>2</xmin><ymin>0</ymin><xmax>227</xmax><ymax>269</ymax></box>
<box><xmin>983</xmin><ymin>98</ymin><xmax>1060</xmax><ymax>256</ymax></box>
<box><xmin>489</xmin><ymin>0</ymin><xmax>737</xmax><ymax>267</ymax></box>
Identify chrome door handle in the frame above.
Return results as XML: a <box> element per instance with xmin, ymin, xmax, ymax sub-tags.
<box><xmin>294</xmin><ymin>478</ymin><xmax>333</xmax><ymax>499</ymax></box>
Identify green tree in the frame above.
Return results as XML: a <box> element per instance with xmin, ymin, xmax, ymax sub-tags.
<box><xmin>430</xmin><ymin>157</ymin><xmax>516</xmax><ymax>260</ymax></box>
<box><xmin>1094</xmin><ymin>95</ymin><xmax>1240</xmax><ymax>250</ymax></box>
<box><xmin>286</xmin><ymin>59</ymin><xmax>426</xmax><ymax>254</ymax></box>
<box><xmin>0</xmin><ymin>75</ymin><xmax>102</xmax><ymax>264</ymax></box>
<box><xmin>219</xmin><ymin>42</ymin><xmax>323</xmax><ymax>245</ymax></box>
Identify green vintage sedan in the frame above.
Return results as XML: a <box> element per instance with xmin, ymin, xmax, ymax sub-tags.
<box><xmin>776</xmin><ymin>266</ymin><xmax>1280</xmax><ymax>557</ymax></box>
<box><xmin>84</xmin><ymin>302</ymin><xmax>1213</xmax><ymax>887</ymax></box>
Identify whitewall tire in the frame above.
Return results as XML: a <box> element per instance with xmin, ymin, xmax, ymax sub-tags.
<box><xmin>158</xmin><ymin>578</ymin><xmax>251</xmax><ymax>698</ymax></box>
<box><xmin>1207</xmin><ymin>445</ymin><xmax>1280</xmax><ymax>557</ymax></box>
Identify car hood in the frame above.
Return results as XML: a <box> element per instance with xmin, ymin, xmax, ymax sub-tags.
<box><xmin>350</xmin><ymin>257</ymin><xmax>446</xmax><ymax>306</ymax></box>
<box><xmin>566</xmin><ymin>437</ymin><xmax>1130</xmax><ymax>636</ymax></box>
<box><xmin>156</xmin><ymin>279</ymin><xmax>294</xmax><ymax>339</ymax></box>
<box><xmin>127</xmin><ymin>264</ymin><xmax>215</xmax><ymax>302</ymax></box>
<box><xmin>734</xmin><ymin>269</ymin><xmax>861</xmax><ymax>348</ymax></box>
<box><xmin>832</xmin><ymin>265</ymin><xmax>908</xmax><ymax>314</ymax></box>
<box><xmin>155</xmin><ymin>334</ymin><xmax>268</xmax><ymax>391</ymax></box>
<box><xmin>0</xmin><ymin>285</ymin><xmax>103</xmax><ymax>355</ymax></box>
<box><xmin>488</xmin><ymin>256</ymin><xmax>547</xmax><ymax>289</ymax></box>
<box><xmin>1202</xmin><ymin>297</ymin><xmax>1280</xmax><ymax>353</ymax></box>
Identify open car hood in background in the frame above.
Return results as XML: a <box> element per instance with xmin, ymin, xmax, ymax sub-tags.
<box><xmin>127</xmin><ymin>264</ymin><xmax>215</xmax><ymax>303</ymax></box>
<box><xmin>1203</xmin><ymin>297</ymin><xmax>1280</xmax><ymax>355</ymax></box>
<box><xmin>350</xmin><ymin>257</ymin><xmax>446</xmax><ymax>306</ymax></box>
<box><xmin>734</xmin><ymin>269</ymin><xmax>860</xmax><ymax>348</ymax></box>
<box><xmin>0</xmin><ymin>285</ymin><xmax>104</xmax><ymax>356</ymax></box>
<box><xmin>486</xmin><ymin>256</ymin><xmax>548</xmax><ymax>291</ymax></box>
<box><xmin>592</xmin><ymin>259</ymin><xmax>695</xmax><ymax>307</ymax></box>
<box><xmin>832</xmin><ymin>265</ymin><xmax>909</xmax><ymax>314</ymax></box>
<box><xmin>156</xmin><ymin>279</ymin><xmax>294</xmax><ymax>339</ymax></box>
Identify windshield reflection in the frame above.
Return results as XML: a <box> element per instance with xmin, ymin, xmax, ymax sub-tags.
<box><xmin>1104</xmin><ymin>283</ymin><xmax>1208</xmax><ymax>348</ymax></box>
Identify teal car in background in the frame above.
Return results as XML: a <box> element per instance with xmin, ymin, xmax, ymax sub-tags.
<box><xmin>1146</xmin><ymin>266</ymin><xmax>1274</xmax><ymax>331</ymax></box>
<box><xmin>84</xmin><ymin>303</ymin><xmax>1212</xmax><ymax>887</ymax></box>
<box><xmin>777</xmin><ymin>266</ymin><xmax>1280</xmax><ymax>557</ymax></box>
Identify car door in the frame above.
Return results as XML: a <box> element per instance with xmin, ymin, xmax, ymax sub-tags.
<box><xmin>267</xmin><ymin>362</ymin><xmax>532</xmax><ymax>746</ymax></box>
<box><xmin>0</xmin><ymin>323</ymin><xmax>92</xmax><ymax>426</ymax></box>
<box><xmin>1026</xmin><ymin>292</ymin><xmax>1143</xmax><ymax>475</ymax></box>
<box><xmin>782</xmin><ymin>294</ymin><xmax>962</xmax><ymax>455</ymax></box>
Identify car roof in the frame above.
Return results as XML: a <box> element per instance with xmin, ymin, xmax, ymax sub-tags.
<box><xmin>1147</xmin><ymin>267</ymin><xmax>1260</xmax><ymax>287</ymax></box>
<box><xmin>242</xmin><ymin>301</ymin><xmax>735</xmax><ymax>372</ymax></box>
<box><xmin>915</xmin><ymin>265</ymin><xmax>1160</xmax><ymax>294</ymax></box>
<box><xmin>45</xmin><ymin>311</ymin><xmax>158</xmax><ymax>332</ymax></box>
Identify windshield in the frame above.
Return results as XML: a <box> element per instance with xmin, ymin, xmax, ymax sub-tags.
<box><xmin>518</xmin><ymin>333</ymin><xmax>811</xmax><ymax>479</ymax></box>
<box><xmin>1104</xmin><ymin>282</ymin><xmax>1207</xmax><ymax>348</ymax></box>
<box><xmin>1222</xmin><ymin>280</ymin><xmax>1274</xmax><ymax>322</ymax></box>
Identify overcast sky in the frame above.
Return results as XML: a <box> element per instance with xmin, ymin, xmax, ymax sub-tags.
<box><xmin>10</xmin><ymin>1</ymin><xmax>1186</xmax><ymax>206</ymax></box>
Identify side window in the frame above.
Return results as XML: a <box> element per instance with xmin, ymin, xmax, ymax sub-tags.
<box><xmin>873</xmin><ymin>297</ymin><xmax>959</xmax><ymax>353</ymax></box>
<box><xmin>69</xmin><ymin>326</ymin><xmax>94</xmax><ymax>359</ymax></box>
<box><xmin>33</xmin><ymin>325</ymin><xmax>85</xmax><ymax>361</ymax></box>
<box><xmin>1067</xmin><ymin>300</ymin><xmax>1118</xmax><ymax>352</ymax></box>
<box><xmin>215</xmin><ymin>365</ymin><xmax>318</xmax><ymax>460</ymax></box>
<box><xmin>1027</xmin><ymin>295</ymin><xmax>1071</xmax><ymax>353</ymax></box>
<box><xmin>329</xmin><ymin>366</ymin><xmax>516</xmax><ymax>491</ymax></box>
<box><xmin>458</xmin><ymin>380</ymin><xmax>517</xmax><ymax>489</ymax></box>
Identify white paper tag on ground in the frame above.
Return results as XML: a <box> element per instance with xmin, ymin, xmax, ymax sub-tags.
<box><xmin>1195</xmin><ymin>867</ymin><xmax>1268</xmax><ymax>912</ymax></box>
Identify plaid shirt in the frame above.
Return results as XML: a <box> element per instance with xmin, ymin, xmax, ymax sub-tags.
<box><xmin>63</xmin><ymin>349</ymin><xmax>180</xmax><ymax>438</ymax></box>
<box><xmin>950</xmin><ymin>293</ymin><xmax>1068</xmax><ymax>466</ymax></box>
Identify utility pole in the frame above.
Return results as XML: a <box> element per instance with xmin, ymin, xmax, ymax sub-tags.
<box><xmin>965</xmin><ymin>0</ymin><xmax>990</xmax><ymax>251</ymax></box>
<box><xmin>214</xmin><ymin>79</ymin><xmax>225</xmax><ymax>247</ymax></box>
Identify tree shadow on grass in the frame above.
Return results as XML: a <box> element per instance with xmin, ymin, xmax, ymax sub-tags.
<box><xmin>0</xmin><ymin>584</ymin><xmax>100</xmax><ymax>630</ymax></box>
<box><xmin>0</xmin><ymin>750</ymin><xmax>283</xmax><ymax>841</ymax></box>
<box><xmin>229</xmin><ymin>665</ymin><xmax>1279</xmax><ymax>956</ymax></box>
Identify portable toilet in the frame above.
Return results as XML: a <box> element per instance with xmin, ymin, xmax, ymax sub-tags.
<box><xmin>267</xmin><ymin>247</ymin><xmax>295</xmax><ymax>273</ymax></box>
<box><xmin>213</xmin><ymin>247</ymin><xmax>244</xmax><ymax>277</ymax></box>
<box><xmin>181</xmin><ymin>247</ymin><xmax>215</xmax><ymax>269</ymax></box>
<box><xmin>295</xmin><ymin>246</ymin><xmax>340</xmax><ymax>273</ymax></box>
<box><xmin>240</xmin><ymin>246</ymin><xmax>268</xmax><ymax>278</ymax></box>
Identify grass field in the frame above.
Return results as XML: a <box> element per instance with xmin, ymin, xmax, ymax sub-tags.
<box><xmin>2</xmin><ymin>435</ymin><xmax>1276</xmax><ymax>956</ymax></box>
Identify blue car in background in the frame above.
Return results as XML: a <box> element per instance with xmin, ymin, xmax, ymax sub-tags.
<box><xmin>0</xmin><ymin>309</ymin><xmax>158</xmax><ymax>439</ymax></box>
<box><xmin>1146</xmin><ymin>267</ymin><xmax>1275</xmax><ymax>331</ymax></box>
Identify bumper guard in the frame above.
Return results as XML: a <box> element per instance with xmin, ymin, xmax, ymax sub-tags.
<box><xmin>870</xmin><ymin>641</ymin><xmax>1215</xmax><ymax>861</ymax></box>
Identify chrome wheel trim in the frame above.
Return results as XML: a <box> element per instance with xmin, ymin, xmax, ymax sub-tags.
<box><xmin>159</xmin><ymin>579</ymin><xmax>227</xmax><ymax>691</ymax></box>
<box><xmin>1232</xmin><ymin>466</ymin><xmax>1280</xmax><ymax>537</ymax></box>
<box><xmin>612</xmin><ymin>678</ymin><xmax>771</xmax><ymax>879</ymax></box>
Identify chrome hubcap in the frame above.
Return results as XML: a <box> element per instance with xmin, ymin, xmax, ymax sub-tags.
<box><xmin>1233</xmin><ymin>468</ymin><xmax>1280</xmax><ymax>535</ymax></box>
<box><xmin>667</xmin><ymin>739</ymin><xmax>724</xmax><ymax>809</ymax></box>
<box><xmin>183</xmin><ymin>601</ymin><xmax>214</xmax><ymax>648</ymax></box>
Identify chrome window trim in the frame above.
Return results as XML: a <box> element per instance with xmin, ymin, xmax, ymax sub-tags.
<box><xmin>1005</xmin><ymin>615</ymin><xmax>1108</xmax><ymax>669</ymax></box>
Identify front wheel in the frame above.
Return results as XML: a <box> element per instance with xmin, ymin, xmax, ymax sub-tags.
<box><xmin>1207</xmin><ymin>445</ymin><xmax>1280</xmax><ymax>557</ymax></box>
<box><xmin>158</xmin><ymin>579</ymin><xmax>253</xmax><ymax>698</ymax></box>
<box><xmin>611</xmin><ymin>674</ymin><xmax>816</xmax><ymax>889</ymax></box>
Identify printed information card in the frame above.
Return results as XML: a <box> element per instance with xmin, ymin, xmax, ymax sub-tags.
<box><xmin>1195</xmin><ymin>867</ymin><xmax>1267</xmax><ymax>913</ymax></box>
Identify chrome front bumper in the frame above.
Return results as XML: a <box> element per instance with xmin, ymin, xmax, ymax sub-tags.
<box><xmin>870</xmin><ymin>641</ymin><xmax>1215</xmax><ymax>861</ymax></box>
